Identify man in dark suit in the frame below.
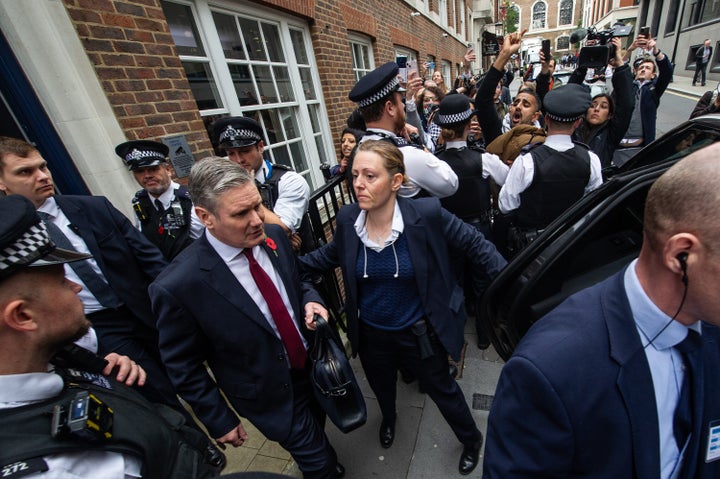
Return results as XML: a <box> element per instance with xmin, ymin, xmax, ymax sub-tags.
<box><xmin>0</xmin><ymin>136</ymin><xmax>182</xmax><ymax>420</ymax></box>
<box><xmin>693</xmin><ymin>39</ymin><xmax>713</xmax><ymax>87</ymax></box>
<box><xmin>149</xmin><ymin>157</ymin><xmax>344</xmax><ymax>479</ymax></box>
<box><xmin>483</xmin><ymin>142</ymin><xmax>720</xmax><ymax>478</ymax></box>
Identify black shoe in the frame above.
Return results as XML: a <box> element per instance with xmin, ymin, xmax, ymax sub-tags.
<box><xmin>693</xmin><ymin>83</ymin><xmax>697</xmax><ymax>86</ymax></box>
<box><xmin>458</xmin><ymin>437</ymin><xmax>483</xmax><ymax>475</ymax></box>
<box><xmin>379</xmin><ymin>418</ymin><xmax>395</xmax><ymax>448</ymax></box>
<box><xmin>702</xmin><ymin>83</ymin><xmax>706</xmax><ymax>86</ymax></box>
<box><xmin>449</xmin><ymin>363</ymin><xmax>459</xmax><ymax>378</ymax></box>
<box><xmin>204</xmin><ymin>442</ymin><xmax>227</xmax><ymax>471</ymax></box>
<box><xmin>334</xmin><ymin>462</ymin><xmax>346</xmax><ymax>478</ymax></box>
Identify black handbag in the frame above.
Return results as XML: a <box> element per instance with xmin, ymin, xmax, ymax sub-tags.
<box><xmin>309</xmin><ymin>316</ymin><xmax>367</xmax><ymax>433</ymax></box>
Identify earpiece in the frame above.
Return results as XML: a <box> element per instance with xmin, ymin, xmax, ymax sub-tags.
<box><xmin>677</xmin><ymin>252</ymin><xmax>689</xmax><ymax>285</ymax></box>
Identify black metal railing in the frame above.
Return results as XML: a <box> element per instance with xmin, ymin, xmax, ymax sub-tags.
<box><xmin>303</xmin><ymin>174</ymin><xmax>355</xmax><ymax>331</ymax></box>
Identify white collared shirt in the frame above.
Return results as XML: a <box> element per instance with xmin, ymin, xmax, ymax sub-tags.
<box><xmin>205</xmin><ymin>232</ymin><xmax>308</xmax><ymax>356</ymax></box>
<box><xmin>255</xmin><ymin>160</ymin><xmax>310</xmax><ymax>233</ymax></box>
<box><xmin>353</xmin><ymin>200</ymin><xmax>404</xmax><ymax>252</ymax></box>
<box><xmin>498</xmin><ymin>134</ymin><xmax>603</xmax><ymax>213</ymax></box>
<box><xmin>0</xmin><ymin>372</ymin><xmax>142</xmax><ymax>478</ymax></box>
<box><xmin>625</xmin><ymin>259</ymin><xmax>702</xmax><ymax>479</ymax></box>
<box><xmin>38</xmin><ymin>197</ymin><xmax>106</xmax><ymax>314</ymax></box>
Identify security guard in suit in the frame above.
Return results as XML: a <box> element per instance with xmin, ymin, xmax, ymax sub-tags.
<box><xmin>116</xmin><ymin>140</ymin><xmax>204</xmax><ymax>260</ymax></box>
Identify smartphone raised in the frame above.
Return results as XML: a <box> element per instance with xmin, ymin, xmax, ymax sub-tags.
<box><xmin>541</xmin><ymin>39</ymin><xmax>551</xmax><ymax>62</ymax></box>
<box><xmin>639</xmin><ymin>26</ymin><xmax>650</xmax><ymax>37</ymax></box>
<box><xmin>396</xmin><ymin>56</ymin><xmax>408</xmax><ymax>83</ymax></box>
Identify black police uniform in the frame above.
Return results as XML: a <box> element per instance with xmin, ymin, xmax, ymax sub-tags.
<box><xmin>0</xmin><ymin>368</ymin><xmax>219</xmax><ymax>479</ymax></box>
<box><xmin>132</xmin><ymin>185</ymin><xmax>194</xmax><ymax>260</ymax></box>
<box><xmin>116</xmin><ymin>140</ymin><xmax>196</xmax><ymax>260</ymax></box>
<box><xmin>505</xmin><ymin>83</ymin><xmax>594</xmax><ymax>255</ymax></box>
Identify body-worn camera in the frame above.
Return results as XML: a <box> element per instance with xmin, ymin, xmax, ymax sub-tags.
<box><xmin>571</xmin><ymin>23</ymin><xmax>633</xmax><ymax>68</ymax></box>
<box><xmin>51</xmin><ymin>390</ymin><xmax>114</xmax><ymax>443</ymax></box>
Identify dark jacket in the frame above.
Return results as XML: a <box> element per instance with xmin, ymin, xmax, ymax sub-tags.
<box><xmin>299</xmin><ymin>197</ymin><xmax>507</xmax><ymax>361</ymax></box>
<box><xmin>149</xmin><ymin>225</ymin><xmax>322</xmax><ymax>441</ymax></box>
<box><xmin>484</xmin><ymin>269</ymin><xmax>720</xmax><ymax>479</ymax></box>
<box><xmin>474</xmin><ymin>66</ymin><xmax>506</xmax><ymax>146</ymax></box>
<box><xmin>690</xmin><ymin>89</ymin><xmax>720</xmax><ymax>119</ymax></box>
<box><xmin>53</xmin><ymin>195</ymin><xmax>167</xmax><ymax>332</ymax></box>
<box><xmin>637</xmin><ymin>55</ymin><xmax>673</xmax><ymax>145</ymax></box>
<box><xmin>567</xmin><ymin>64</ymin><xmax>634</xmax><ymax>167</ymax></box>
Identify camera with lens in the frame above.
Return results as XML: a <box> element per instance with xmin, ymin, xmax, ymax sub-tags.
<box><xmin>571</xmin><ymin>23</ymin><xmax>633</xmax><ymax>69</ymax></box>
<box><xmin>51</xmin><ymin>390</ymin><xmax>114</xmax><ymax>443</ymax></box>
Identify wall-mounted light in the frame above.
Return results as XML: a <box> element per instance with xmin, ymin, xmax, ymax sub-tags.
<box><xmin>410</xmin><ymin>12</ymin><xmax>421</xmax><ymax>17</ymax></box>
<box><xmin>442</xmin><ymin>33</ymin><xmax>449</xmax><ymax>37</ymax></box>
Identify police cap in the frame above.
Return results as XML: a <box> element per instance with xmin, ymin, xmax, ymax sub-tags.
<box><xmin>435</xmin><ymin>93</ymin><xmax>476</xmax><ymax>127</ymax></box>
<box><xmin>115</xmin><ymin>140</ymin><xmax>169</xmax><ymax>171</ymax></box>
<box><xmin>0</xmin><ymin>195</ymin><xmax>91</xmax><ymax>280</ymax></box>
<box><xmin>212</xmin><ymin>116</ymin><xmax>264</xmax><ymax>151</ymax></box>
<box><xmin>349</xmin><ymin>62</ymin><xmax>406</xmax><ymax>108</ymax></box>
<box><xmin>543</xmin><ymin>83</ymin><xmax>591</xmax><ymax>123</ymax></box>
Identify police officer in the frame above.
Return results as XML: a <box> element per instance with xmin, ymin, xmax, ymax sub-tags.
<box><xmin>116</xmin><ymin>140</ymin><xmax>204</xmax><ymax>260</ymax></box>
<box><xmin>434</xmin><ymin>94</ymin><xmax>510</xmax><ymax>349</ymax></box>
<box><xmin>0</xmin><ymin>195</ymin><xmax>220</xmax><ymax>479</ymax></box>
<box><xmin>211</xmin><ymin>117</ymin><xmax>311</xmax><ymax>252</ymax></box>
<box><xmin>434</xmin><ymin>94</ymin><xmax>509</xmax><ymax>238</ymax></box>
<box><xmin>348</xmin><ymin>62</ymin><xmax>458</xmax><ymax>199</ymax></box>
<box><xmin>498</xmin><ymin>84</ymin><xmax>603</xmax><ymax>256</ymax></box>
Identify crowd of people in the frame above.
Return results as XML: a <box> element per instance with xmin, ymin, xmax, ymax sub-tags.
<box><xmin>1</xmin><ymin>23</ymin><xmax>719</xmax><ymax>479</ymax></box>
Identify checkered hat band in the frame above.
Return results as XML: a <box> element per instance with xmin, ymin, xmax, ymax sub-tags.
<box><xmin>358</xmin><ymin>77</ymin><xmax>400</xmax><ymax>108</ymax></box>
<box><xmin>219</xmin><ymin>126</ymin><xmax>262</xmax><ymax>143</ymax></box>
<box><xmin>125</xmin><ymin>149</ymin><xmax>165</xmax><ymax>162</ymax></box>
<box><xmin>0</xmin><ymin>223</ymin><xmax>52</xmax><ymax>273</ymax></box>
<box><xmin>436</xmin><ymin>109</ymin><xmax>473</xmax><ymax>125</ymax></box>
<box><xmin>546</xmin><ymin>113</ymin><xmax>583</xmax><ymax>122</ymax></box>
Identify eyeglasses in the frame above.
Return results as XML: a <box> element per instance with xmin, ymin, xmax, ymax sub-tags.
<box><xmin>423</xmin><ymin>96</ymin><xmax>438</xmax><ymax>102</ymax></box>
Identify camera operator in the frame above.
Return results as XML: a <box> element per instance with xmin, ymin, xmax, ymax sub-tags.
<box><xmin>0</xmin><ymin>195</ymin><xmax>220</xmax><ymax>478</ymax></box>
<box><xmin>615</xmin><ymin>31</ymin><xmax>673</xmax><ymax>165</ymax></box>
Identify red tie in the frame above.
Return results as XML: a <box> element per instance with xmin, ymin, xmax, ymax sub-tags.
<box><xmin>243</xmin><ymin>247</ymin><xmax>307</xmax><ymax>369</ymax></box>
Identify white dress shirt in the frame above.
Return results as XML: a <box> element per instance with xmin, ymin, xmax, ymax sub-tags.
<box><xmin>0</xmin><ymin>372</ymin><xmax>142</xmax><ymax>478</ymax></box>
<box><xmin>38</xmin><ymin>197</ymin><xmax>106</xmax><ymax>314</ymax></box>
<box><xmin>625</xmin><ymin>259</ymin><xmax>702</xmax><ymax>479</ymax></box>
<box><xmin>205</xmin><ymin>232</ymin><xmax>308</xmax><ymax>358</ymax></box>
<box><xmin>256</xmin><ymin>160</ymin><xmax>310</xmax><ymax>233</ymax></box>
<box><xmin>498</xmin><ymin>134</ymin><xmax>603</xmax><ymax>213</ymax></box>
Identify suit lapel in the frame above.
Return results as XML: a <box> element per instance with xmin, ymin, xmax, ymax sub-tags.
<box><xmin>54</xmin><ymin>196</ymin><xmax>108</xmax><ymax>273</ymax></box>
<box><xmin>398</xmin><ymin>198</ymin><xmax>429</xmax><ymax>300</ymax></box>
<box><xmin>606</xmin><ymin>272</ymin><xmax>661</xmax><ymax>479</ymax></box>
<box><xmin>196</xmin><ymin>235</ymin><xmax>276</xmax><ymax>336</ymax></box>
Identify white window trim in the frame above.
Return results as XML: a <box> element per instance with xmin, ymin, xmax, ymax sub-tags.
<box><xmin>349</xmin><ymin>32</ymin><xmax>375</xmax><ymax>81</ymax></box>
<box><xmin>556</xmin><ymin>0</ymin><xmax>575</xmax><ymax>27</ymax></box>
<box><xmin>170</xmin><ymin>0</ymin><xmax>333</xmax><ymax>188</ymax></box>
<box><xmin>531</xmin><ymin>0</ymin><xmax>548</xmax><ymax>31</ymax></box>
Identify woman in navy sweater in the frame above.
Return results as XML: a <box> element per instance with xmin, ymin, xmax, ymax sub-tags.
<box><xmin>300</xmin><ymin>140</ymin><xmax>506</xmax><ymax>476</ymax></box>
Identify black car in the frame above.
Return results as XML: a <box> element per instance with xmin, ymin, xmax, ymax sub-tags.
<box><xmin>480</xmin><ymin>115</ymin><xmax>720</xmax><ymax>361</ymax></box>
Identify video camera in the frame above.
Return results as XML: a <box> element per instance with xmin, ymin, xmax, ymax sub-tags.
<box><xmin>571</xmin><ymin>23</ymin><xmax>633</xmax><ymax>69</ymax></box>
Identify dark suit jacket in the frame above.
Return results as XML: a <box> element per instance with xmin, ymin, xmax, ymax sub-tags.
<box><xmin>690</xmin><ymin>89</ymin><xmax>720</xmax><ymax>119</ymax></box>
<box><xmin>696</xmin><ymin>46</ymin><xmax>713</xmax><ymax>63</ymax></box>
<box><xmin>149</xmin><ymin>225</ymin><xmax>322</xmax><ymax>441</ymax></box>
<box><xmin>483</xmin><ymin>269</ymin><xmax>720</xmax><ymax>479</ymax></box>
<box><xmin>53</xmin><ymin>195</ymin><xmax>167</xmax><ymax>333</ymax></box>
<box><xmin>299</xmin><ymin>197</ymin><xmax>507</xmax><ymax>361</ymax></box>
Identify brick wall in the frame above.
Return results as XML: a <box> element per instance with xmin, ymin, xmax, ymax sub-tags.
<box><xmin>61</xmin><ymin>0</ymin><xmax>473</xmax><ymax>165</ymax></box>
<box><xmin>62</xmin><ymin>0</ymin><xmax>214</xmax><ymax>161</ymax></box>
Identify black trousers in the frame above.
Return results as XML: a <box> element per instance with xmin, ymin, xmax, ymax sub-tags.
<box><xmin>282</xmin><ymin>369</ymin><xmax>338</xmax><ymax>479</ymax></box>
<box><xmin>359</xmin><ymin>321</ymin><xmax>480</xmax><ymax>446</ymax></box>
<box><xmin>694</xmin><ymin>60</ymin><xmax>708</xmax><ymax>85</ymax></box>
